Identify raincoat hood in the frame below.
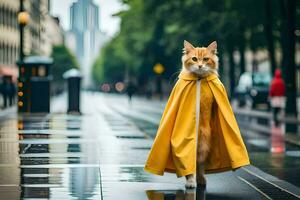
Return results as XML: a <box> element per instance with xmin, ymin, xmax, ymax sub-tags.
<box><xmin>275</xmin><ymin>69</ymin><xmax>282</xmax><ymax>78</ymax></box>
<box><xmin>144</xmin><ymin>71</ymin><xmax>250</xmax><ymax>177</ymax></box>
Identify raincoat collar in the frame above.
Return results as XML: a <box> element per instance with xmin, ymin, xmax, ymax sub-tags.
<box><xmin>178</xmin><ymin>71</ymin><xmax>218</xmax><ymax>81</ymax></box>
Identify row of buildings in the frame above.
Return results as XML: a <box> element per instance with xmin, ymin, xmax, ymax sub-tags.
<box><xmin>0</xmin><ymin>0</ymin><xmax>64</xmax><ymax>81</ymax></box>
<box><xmin>0</xmin><ymin>0</ymin><xmax>107</xmax><ymax>88</ymax></box>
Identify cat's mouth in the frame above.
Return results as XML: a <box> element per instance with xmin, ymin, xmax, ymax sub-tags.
<box><xmin>189</xmin><ymin>65</ymin><xmax>213</xmax><ymax>74</ymax></box>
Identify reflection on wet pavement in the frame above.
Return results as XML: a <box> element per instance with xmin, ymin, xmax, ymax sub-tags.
<box><xmin>1</xmin><ymin>93</ymin><xmax>300</xmax><ymax>199</ymax></box>
<box><xmin>0</xmin><ymin>110</ymin><xmax>102</xmax><ymax>199</ymax></box>
<box><xmin>237</xmin><ymin>119</ymin><xmax>300</xmax><ymax>188</ymax></box>
<box><xmin>146</xmin><ymin>188</ymin><xmax>206</xmax><ymax>200</ymax></box>
<box><xmin>270</xmin><ymin>125</ymin><xmax>285</xmax><ymax>153</ymax></box>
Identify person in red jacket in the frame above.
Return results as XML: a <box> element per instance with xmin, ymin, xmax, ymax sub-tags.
<box><xmin>269</xmin><ymin>69</ymin><xmax>286</xmax><ymax>126</ymax></box>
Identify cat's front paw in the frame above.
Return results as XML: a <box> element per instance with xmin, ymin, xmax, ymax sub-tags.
<box><xmin>185</xmin><ymin>174</ymin><xmax>197</xmax><ymax>188</ymax></box>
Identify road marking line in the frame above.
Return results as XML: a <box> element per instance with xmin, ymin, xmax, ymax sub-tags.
<box><xmin>242</xmin><ymin>167</ymin><xmax>300</xmax><ymax>198</ymax></box>
<box><xmin>0</xmin><ymin>184</ymin><xmax>19</xmax><ymax>187</ymax></box>
<box><xmin>237</xmin><ymin>176</ymin><xmax>272</xmax><ymax>200</ymax></box>
<box><xmin>98</xmin><ymin>161</ymin><xmax>104</xmax><ymax>200</ymax></box>
<box><xmin>98</xmin><ymin>106</ymin><xmax>151</xmax><ymax>139</ymax></box>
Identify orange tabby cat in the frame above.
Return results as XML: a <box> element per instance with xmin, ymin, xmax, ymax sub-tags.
<box><xmin>182</xmin><ymin>40</ymin><xmax>219</xmax><ymax>188</ymax></box>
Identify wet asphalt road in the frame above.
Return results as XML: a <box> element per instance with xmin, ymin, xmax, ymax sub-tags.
<box><xmin>0</xmin><ymin>92</ymin><xmax>300</xmax><ymax>200</ymax></box>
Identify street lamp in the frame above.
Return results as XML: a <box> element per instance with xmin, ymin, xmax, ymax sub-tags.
<box><xmin>18</xmin><ymin>0</ymin><xmax>30</xmax><ymax>62</ymax></box>
<box><xmin>18</xmin><ymin>11</ymin><xmax>29</xmax><ymax>26</ymax></box>
<box><xmin>17</xmin><ymin>0</ymin><xmax>29</xmax><ymax>113</ymax></box>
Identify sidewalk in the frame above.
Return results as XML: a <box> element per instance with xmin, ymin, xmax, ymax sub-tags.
<box><xmin>0</xmin><ymin>92</ymin><xmax>300</xmax><ymax>199</ymax></box>
<box><xmin>232</xmin><ymin>104</ymin><xmax>300</xmax><ymax>147</ymax></box>
<box><xmin>0</xmin><ymin>105</ymin><xmax>17</xmax><ymax>116</ymax></box>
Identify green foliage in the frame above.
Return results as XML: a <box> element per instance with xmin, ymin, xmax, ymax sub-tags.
<box><xmin>92</xmin><ymin>0</ymin><xmax>291</xmax><ymax>87</ymax></box>
<box><xmin>92</xmin><ymin>36</ymin><xmax>126</xmax><ymax>85</ymax></box>
<box><xmin>51</xmin><ymin>45</ymin><xmax>79</xmax><ymax>83</ymax></box>
<box><xmin>92</xmin><ymin>53</ymin><xmax>104</xmax><ymax>85</ymax></box>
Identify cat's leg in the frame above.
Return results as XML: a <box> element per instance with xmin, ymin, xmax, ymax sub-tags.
<box><xmin>185</xmin><ymin>174</ymin><xmax>197</xmax><ymax>188</ymax></box>
<box><xmin>196</xmin><ymin>163</ymin><xmax>206</xmax><ymax>186</ymax></box>
<box><xmin>184</xmin><ymin>189</ymin><xmax>196</xmax><ymax>200</ymax></box>
<box><xmin>197</xmin><ymin>125</ymin><xmax>211</xmax><ymax>187</ymax></box>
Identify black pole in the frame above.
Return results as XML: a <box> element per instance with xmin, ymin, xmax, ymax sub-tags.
<box><xmin>239</xmin><ymin>26</ymin><xmax>246</xmax><ymax>75</ymax></box>
<box><xmin>156</xmin><ymin>74</ymin><xmax>163</xmax><ymax>101</ymax></box>
<box><xmin>19</xmin><ymin>0</ymin><xmax>24</xmax><ymax>62</ymax></box>
<box><xmin>228</xmin><ymin>46</ymin><xmax>235</xmax><ymax>99</ymax></box>
<box><xmin>265</xmin><ymin>0</ymin><xmax>276</xmax><ymax>75</ymax></box>
<box><xmin>281</xmin><ymin>0</ymin><xmax>297</xmax><ymax>133</ymax></box>
<box><xmin>18</xmin><ymin>0</ymin><xmax>26</xmax><ymax>113</ymax></box>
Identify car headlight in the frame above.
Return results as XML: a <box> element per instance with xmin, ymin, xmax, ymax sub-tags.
<box><xmin>250</xmin><ymin>89</ymin><xmax>258</xmax><ymax>97</ymax></box>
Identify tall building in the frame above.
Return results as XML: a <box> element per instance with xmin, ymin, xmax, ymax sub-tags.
<box><xmin>68</xmin><ymin>0</ymin><xmax>106</xmax><ymax>88</ymax></box>
<box><xmin>0</xmin><ymin>0</ymin><xmax>61</xmax><ymax>81</ymax></box>
<box><xmin>46</xmin><ymin>16</ymin><xmax>64</xmax><ymax>46</ymax></box>
<box><xmin>0</xmin><ymin>0</ymin><xmax>20</xmax><ymax>80</ymax></box>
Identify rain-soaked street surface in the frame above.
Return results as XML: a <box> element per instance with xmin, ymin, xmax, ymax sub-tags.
<box><xmin>1</xmin><ymin>92</ymin><xmax>300</xmax><ymax>199</ymax></box>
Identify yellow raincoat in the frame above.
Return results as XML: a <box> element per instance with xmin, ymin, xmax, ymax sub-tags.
<box><xmin>144</xmin><ymin>72</ymin><xmax>250</xmax><ymax>177</ymax></box>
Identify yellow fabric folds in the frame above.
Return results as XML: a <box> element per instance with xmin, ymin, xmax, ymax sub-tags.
<box><xmin>144</xmin><ymin>72</ymin><xmax>250</xmax><ymax>177</ymax></box>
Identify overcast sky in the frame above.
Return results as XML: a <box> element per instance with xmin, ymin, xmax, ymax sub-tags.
<box><xmin>50</xmin><ymin>0</ymin><xmax>123</xmax><ymax>36</ymax></box>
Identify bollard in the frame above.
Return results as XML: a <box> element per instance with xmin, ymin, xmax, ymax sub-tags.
<box><xmin>63</xmin><ymin>69</ymin><xmax>82</xmax><ymax>114</ymax></box>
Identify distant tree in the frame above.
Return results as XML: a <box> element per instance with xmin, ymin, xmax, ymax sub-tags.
<box><xmin>51</xmin><ymin>45</ymin><xmax>79</xmax><ymax>94</ymax></box>
<box><xmin>92</xmin><ymin>54</ymin><xmax>104</xmax><ymax>86</ymax></box>
<box><xmin>92</xmin><ymin>37</ymin><xmax>126</xmax><ymax>85</ymax></box>
<box><xmin>97</xmin><ymin>0</ymin><xmax>297</xmax><ymax>96</ymax></box>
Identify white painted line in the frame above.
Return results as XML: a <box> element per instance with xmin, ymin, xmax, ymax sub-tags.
<box><xmin>0</xmin><ymin>184</ymin><xmax>19</xmax><ymax>187</ymax></box>
<box><xmin>242</xmin><ymin>167</ymin><xmax>300</xmax><ymax>198</ymax></box>
<box><xmin>237</xmin><ymin>176</ymin><xmax>272</xmax><ymax>200</ymax></box>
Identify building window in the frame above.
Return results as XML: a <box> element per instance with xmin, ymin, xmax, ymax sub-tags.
<box><xmin>13</xmin><ymin>46</ymin><xmax>16</xmax><ymax>64</ymax></box>
<box><xmin>0</xmin><ymin>43</ymin><xmax>3</xmax><ymax>64</ymax></box>
<box><xmin>4</xmin><ymin>7</ymin><xmax>7</xmax><ymax>27</ymax></box>
<box><xmin>9</xmin><ymin>45</ymin><xmax>11</xmax><ymax>65</ymax></box>
<box><xmin>14</xmin><ymin>10</ymin><xmax>18</xmax><ymax>29</ymax></box>
<box><xmin>16</xmin><ymin>46</ymin><xmax>19</xmax><ymax>61</ymax></box>
<box><xmin>3</xmin><ymin>44</ymin><xmax>6</xmax><ymax>65</ymax></box>
<box><xmin>9</xmin><ymin>46</ymin><xmax>12</xmax><ymax>65</ymax></box>
<box><xmin>7</xmin><ymin>10</ymin><xmax>11</xmax><ymax>28</ymax></box>
<box><xmin>0</xmin><ymin>6</ymin><xmax>3</xmax><ymax>26</ymax></box>
<box><xmin>7</xmin><ymin>45</ymin><xmax>9</xmax><ymax>65</ymax></box>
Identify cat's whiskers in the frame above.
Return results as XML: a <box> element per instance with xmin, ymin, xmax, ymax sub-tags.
<box><xmin>187</xmin><ymin>64</ymin><xmax>218</xmax><ymax>77</ymax></box>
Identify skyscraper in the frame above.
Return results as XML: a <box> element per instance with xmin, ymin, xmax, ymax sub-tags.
<box><xmin>69</xmin><ymin>0</ymin><xmax>105</xmax><ymax>88</ymax></box>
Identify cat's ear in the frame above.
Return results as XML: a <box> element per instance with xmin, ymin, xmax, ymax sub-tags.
<box><xmin>183</xmin><ymin>40</ymin><xmax>194</xmax><ymax>54</ymax></box>
<box><xmin>207</xmin><ymin>41</ymin><xmax>217</xmax><ymax>54</ymax></box>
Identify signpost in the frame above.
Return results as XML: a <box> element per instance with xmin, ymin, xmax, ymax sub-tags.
<box><xmin>153</xmin><ymin>63</ymin><xmax>165</xmax><ymax>100</ymax></box>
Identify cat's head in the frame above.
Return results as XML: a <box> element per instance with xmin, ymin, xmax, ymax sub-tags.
<box><xmin>181</xmin><ymin>40</ymin><xmax>219</xmax><ymax>77</ymax></box>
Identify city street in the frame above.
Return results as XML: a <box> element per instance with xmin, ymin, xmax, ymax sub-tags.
<box><xmin>0</xmin><ymin>0</ymin><xmax>299</xmax><ymax>199</ymax></box>
<box><xmin>0</xmin><ymin>92</ymin><xmax>300</xmax><ymax>199</ymax></box>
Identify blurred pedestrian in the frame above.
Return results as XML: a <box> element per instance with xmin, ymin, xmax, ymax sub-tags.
<box><xmin>0</xmin><ymin>77</ymin><xmax>10</xmax><ymax>108</ymax></box>
<box><xmin>269</xmin><ymin>69</ymin><xmax>286</xmax><ymax>126</ymax></box>
<box><xmin>8</xmin><ymin>81</ymin><xmax>16</xmax><ymax>106</ymax></box>
<box><xmin>0</xmin><ymin>76</ymin><xmax>16</xmax><ymax>108</ymax></box>
<box><xmin>126</xmin><ymin>81</ymin><xmax>136</xmax><ymax>103</ymax></box>
<box><xmin>145</xmin><ymin>82</ymin><xmax>153</xmax><ymax>99</ymax></box>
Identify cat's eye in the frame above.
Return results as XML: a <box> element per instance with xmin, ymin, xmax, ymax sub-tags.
<box><xmin>203</xmin><ymin>57</ymin><xmax>209</xmax><ymax>62</ymax></box>
<box><xmin>192</xmin><ymin>57</ymin><xmax>198</xmax><ymax>62</ymax></box>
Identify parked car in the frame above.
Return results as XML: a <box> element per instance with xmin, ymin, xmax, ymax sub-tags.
<box><xmin>234</xmin><ymin>72</ymin><xmax>271</xmax><ymax>109</ymax></box>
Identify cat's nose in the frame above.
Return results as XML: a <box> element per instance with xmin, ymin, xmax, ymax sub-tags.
<box><xmin>198</xmin><ymin>65</ymin><xmax>203</xmax><ymax>69</ymax></box>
